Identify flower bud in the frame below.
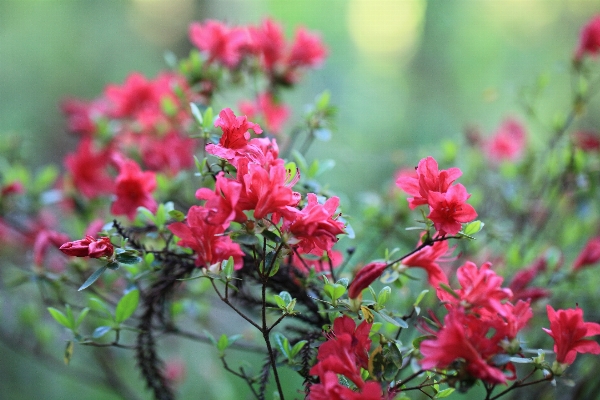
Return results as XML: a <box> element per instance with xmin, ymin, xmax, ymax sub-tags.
<box><xmin>348</xmin><ymin>262</ymin><xmax>387</xmax><ymax>299</ymax></box>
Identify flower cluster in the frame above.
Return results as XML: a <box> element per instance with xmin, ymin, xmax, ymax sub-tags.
<box><xmin>169</xmin><ymin>108</ymin><xmax>345</xmax><ymax>269</ymax></box>
<box><xmin>396</xmin><ymin>157</ymin><xmax>477</xmax><ymax>236</ymax></box>
<box><xmin>420</xmin><ymin>261</ymin><xmax>532</xmax><ymax>384</ymax></box>
<box><xmin>309</xmin><ymin>316</ymin><xmax>383</xmax><ymax>400</ymax></box>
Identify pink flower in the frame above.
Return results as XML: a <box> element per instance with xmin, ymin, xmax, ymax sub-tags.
<box><xmin>168</xmin><ymin>206</ymin><xmax>244</xmax><ymax>269</ymax></box>
<box><xmin>111</xmin><ymin>158</ymin><xmax>157</xmax><ymax>220</ymax></box>
<box><xmin>238</xmin><ymin>163</ymin><xmax>300</xmax><ymax>220</ymax></box>
<box><xmin>508</xmin><ymin>257</ymin><xmax>550</xmax><ymax>302</ymax></box>
<box><xmin>287</xmin><ymin>27</ymin><xmax>327</xmax><ymax>68</ymax></box>
<box><xmin>105</xmin><ymin>73</ymin><xmax>157</xmax><ymax>120</ymax></box>
<box><xmin>60</xmin><ymin>236</ymin><xmax>114</xmax><ymax>259</ymax></box>
<box><xmin>206</xmin><ymin>108</ymin><xmax>263</xmax><ymax>163</ymax></box>
<box><xmin>33</xmin><ymin>230</ymin><xmax>70</xmax><ymax>266</ymax></box>
<box><xmin>64</xmin><ymin>138</ymin><xmax>115</xmax><ymax>199</ymax></box>
<box><xmin>395</xmin><ymin>156</ymin><xmax>462</xmax><ymax>210</ymax></box>
<box><xmin>348</xmin><ymin>262</ymin><xmax>387</xmax><ymax>299</ymax></box>
<box><xmin>543</xmin><ymin>305</ymin><xmax>600</xmax><ymax>365</ymax></box>
<box><xmin>283</xmin><ymin>194</ymin><xmax>345</xmax><ymax>255</ymax></box>
<box><xmin>575</xmin><ymin>15</ymin><xmax>600</xmax><ymax>60</ymax></box>
<box><xmin>1</xmin><ymin>181</ymin><xmax>24</xmax><ymax>197</ymax></box>
<box><xmin>239</xmin><ymin>92</ymin><xmax>290</xmax><ymax>134</ymax></box>
<box><xmin>483</xmin><ymin>118</ymin><xmax>526</xmax><ymax>163</ymax></box>
<box><xmin>444</xmin><ymin>261</ymin><xmax>513</xmax><ymax>316</ymax></box>
<box><xmin>420</xmin><ymin>310</ymin><xmax>508</xmax><ymax>384</ymax></box>
<box><xmin>573</xmin><ymin>236</ymin><xmax>600</xmax><ymax>271</ymax></box>
<box><xmin>249</xmin><ymin>19</ymin><xmax>286</xmax><ymax>72</ymax></box>
<box><xmin>195</xmin><ymin>172</ymin><xmax>244</xmax><ymax>225</ymax></box>
<box><xmin>141</xmin><ymin>131</ymin><xmax>196</xmax><ymax>175</ymax></box>
<box><xmin>61</xmin><ymin>98</ymin><xmax>107</xmax><ymax>136</ymax></box>
<box><xmin>427</xmin><ymin>184</ymin><xmax>477</xmax><ymax>236</ymax></box>
<box><xmin>573</xmin><ymin>130</ymin><xmax>600</xmax><ymax>152</ymax></box>
<box><xmin>401</xmin><ymin>238</ymin><xmax>450</xmax><ymax>288</ymax></box>
<box><xmin>189</xmin><ymin>20</ymin><xmax>250</xmax><ymax>68</ymax></box>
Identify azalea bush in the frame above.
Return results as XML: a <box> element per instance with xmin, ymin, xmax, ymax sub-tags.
<box><xmin>3</xmin><ymin>14</ymin><xmax>600</xmax><ymax>400</ymax></box>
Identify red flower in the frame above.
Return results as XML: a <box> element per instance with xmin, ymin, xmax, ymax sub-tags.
<box><xmin>195</xmin><ymin>172</ymin><xmax>244</xmax><ymax>225</ymax></box>
<box><xmin>444</xmin><ymin>261</ymin><xmax>512</xmax><ymax>316</ymax></box>
<box><xmin>348</xmin><ymin>262</ymin><xmax>387</xmax><ymax>299</ymax></box>
<box><xmin>61</xmin><ymin>98</ymin><xmax>107</xmax><ymax>136</ymax></box>
<box><xmin>420</xmin><ymin>310</ymin><xmax>508</xmax><ymax>384</ymax></box>
<box><xmin>575</xmin><ymin>15</ymin><xmax>600</xmax><ymax>60</ymax></box>
<box><xmin>189</xmin><ymin>20</ymin><xmax>250</xmax><ymax>68</ymax></box>
<box><xmin>395</xmin><ymin>156</ymin><xmax>462</xmax><ymax>210</ymax></box>
<box><xmin>483</xmin><ymin>118</ymin><xmax>526</xmax><ymax>163</ymax></box>
<box><xmin>330</xmin><ymin>315</ymin><xmax>372</xmax><ymax>368</ymax></box>
<box><xmin>401</xmin><ymin>237</ymin><xmax>450</xmax><ymax>288</ymax></box>
<box><xmin>508</xmin><ymin>257</ymin><xmax>550</xmax><ymax>302</ymax></box>
<box><xmin>283</xmin><ymin>194</ymin><xmax>345</xmax><ymax>255</ymax></box>
<box><xmin>141</xmin><ymin>131</ymin><xmax>196</xmax><ymax>176</ymax></box>
<box><xmin>111</xmin><ymin>158</ymin><xmax>157</xmax><ymax>220</ymax></box>
<box><xmin>573</xmin><ymin>130</ymin><xmax>600</xmax><ymax>152</ymax></box>
<box><xmin>167</xmin><ymin>206</ymin><xmax>244</xmax><ymax>269</ymax></box>
<box><xmin>287</xmin><ymin>27</ymin><xmax>327</xmax><ymax>68</ymax></box>
<box><xmin>64</xmin><ymin>138</ymin><xmax>115</xmax><ymax>199</ymax></box>
<box><xmin>249</xmin><ymin>19</ymin><xmax>286</xmax><ymax>72</ymax></box>
<box><xmin>33</xmin><ymin>230</ymin><xmax>70</xmax><ymax>266</ymax></box>
<box><xmin>239</xmin><ymin>92</ymin><xmax>290</xmax><ymax>134</ymax></box>
<box><xmin>573</xmin><ymin>236</ymin><xmax>600</xmax><ymax>271</ymax></box>
<box><xmin>427</xmin><ymin>184</ymin><xmax>477</xmax><ymax>236</ymax></box>
<box><xmin>543</xmin><ymin>305</ymin><xmax>600</xmax><ymax>365</ymax></box>
<box><xmin>60</xmin><ymin>236</ymin><xmax>114</xmax><ymax>259</ymax></box>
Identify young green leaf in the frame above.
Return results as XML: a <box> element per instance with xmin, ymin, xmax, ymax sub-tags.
<box><xmin>115</xmin><ymin>289</ymin><xmax>140</xmax><ymax>323</ymax></box>
<box><xmin>47</xmin><ymin>307</ymin><xmax>72</xmax><ymax>329</ymax></box>
<box><xmin>75</xmin><ymin>307</ymin><xmax>90</xmax><ymax>329</ymax></box>
<box><xmin>79</xmin><ymin>265</ymin><xmax>109</xmax><ymax>291</ymax></box>
<box><xmin>92</xmin><ymin>326</ymin><xmax>112</xmax><ymax>339</ymax></box>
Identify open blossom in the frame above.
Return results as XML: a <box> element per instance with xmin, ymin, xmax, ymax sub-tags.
<box><xmin>348</xmin><ymin>262</ymin><xmax>387</xmax><ymax>299</ymax></box>
<box><xmin>64</xmin><ymin>138</ymin><xmax>114</xmax><ymax>199</ymax></box>
<box><xmin>543</xmin><ymin>305</ymin><xmax>600</xmax><ymax>366</ymax></box>
<box><xmin>206</xmin><ymin>108</ymin><xmax>263</xmax><ymax>164</ymax></box>
<box><xmin>189</xmin><ymin>20</ymin><xmax>250</xmax><ymax>68</ymax></box>
<box><xmin>141</xmin><ymin>131</ymin><xmax>196</xmax><ymax>175</ymax></box>
<box><xmin>195</xmin><ymin>172</ymin><xmax>244</xmax><ymax>225</ymax></box>
<box><xmin>575</xmin><ymin>15</ymin><xmax>600</xmax><ymax>60</ymax></box>
<box><xmin>420</xmin><ymin>310</ymin><xmax>508</xmax><ymax>384</ymax></box>
<box><xmin>283</xmin><ymin>194</ymin><xmax>345</xmax><ymax>255</ymax></box>
<box><xmin>395</xmin><ymin>156</ymin><xmax>462</xmax><ymax>209</ymax></box>
<box><xmin>239</xmin><ymin>92</ymin><xmax>290</xmax><ymax>134</ymax></box>
<box><xmin>287</xmin><ymin>27</ymin><xmax>327</xmax><ymax>68</ymax></box>
<box><xmin>441</xmin><ymin>261</ymin><xmax>512</xmax><ymax>316</ymax></box>
<box><xmin>573</xmin><ymin>236</ymin><xmax>600</xmax><ymax>271</ymax></box>
<box><xmin>309</xmin><ymin>316</ymin><xmax>382</xmax><ymax>400</ymax></box>
<box><xmin>508</xmin><ymin>257</ymin><xmax>551</xmax><ymax>302</ymax></box>
<box><xmin>401</xmin><ymin>237</ymin><xmax>450</xmax><ymax>288</ymax></box>
<box><xmin>111</xmin><ymin>158</ymin><xmax>157</xmax><ymax>220</ymax></box>
<box><xmin>168</xmin><ymin>206</ymin><xmax>244</xmax><ymax>269</ymax></box>
<box><xmin>427</xmin><ymin>184</ymin><xmax>477</xmax><ymax>236</ymax></box>
<box><xmin>60</xmin><ymin>236</ymin><xmax>114</xmax><ymax>259</ymax></box>
<box><xmin>483</xmin><ymin>118</ymin><xmax>526</xmax><ymax>163</ymax></box>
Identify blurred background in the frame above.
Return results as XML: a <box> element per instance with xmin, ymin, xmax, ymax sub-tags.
<box><xmin>1</xmin><ymin>0</ymin><xmax>599</xmax><ymax>399</ymax></box>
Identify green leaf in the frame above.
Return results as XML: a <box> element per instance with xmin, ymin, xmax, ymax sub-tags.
<box><xmin>462</xmin><ymin>220</ymin><xmax>484</xmax><ymax>236</ymax></box>
<box><xmin>272</xmin><ymin>332</ymin><xmax>290</xmax><ymax>359</ymax></box>
<box><xmin>190</xmin><ymin>102</ymin><xmax>203</xmax><ymax>125</ymax></box>
<box><xmin>168</xmin><ymin>209</ymin><xmax>186</xmax><ymax>222</ymax></box>
<box><xmin>88</xmin><ymin>298</ymin><xmax>111</xmax><ymax>315</ymax></box>
<box><xmin>223</xmin><ymin>256</ymin><xmax>234</xmax><ymax>279</ymax></box>
<box><xmin>274</xmin><ymin>295</ymin><xmax>287</xmax><ymax>309</ymax></box>
<box><xmin>92</xmin><ymin>326</ymin><xmax>112</xmax><ymax>339</ymax></box>
<box><xmin>106</xmin><ymin>261</ymin><xmax>120</xmax><ymax>270</ymax></box>
<box><xmin>316</xmin><ymin>90</ymin><xmax>331</xmax><ymax>110</ymax></box>
<box><xmin>377</xmin><ymin>286</ymin><xmax>391</xmax><ymax>306</ymax></box>
<box><xmin>336</xmin><ymin>278</ymin><xmax>349</xmax><ymax>288</ymax></box>
<box><xmin>290</xmin><ymin>341</ymin><xmax>307</xmax><ymax>358</ymax></box>
<box><xmin>48</xmin><ymin>307</ymin><xmax>72</xmax><ymax>329</ymax></box>
<box><xmin>203</xmin><ymin>330</ymin><xmax>217</xmax><ymax>347</ymax></box>
<box><xmin>34</xmin><ymin>165</ymin><xmax>59</xmax><ymax>192</ymax></box>
<box><xmin>78</xmin><ymin>264</ymin><xmax>109</xmax><ymax>291</ymax></box>
<box><xmin>203</xmin><ymin>107</ymin><xmax>214</xmax><ymax>131</ymax></box>
<box><xmin>279</xmin><ymin>291</ymin><xmax>292</xmax><ymax>305</ymax></box>
<box><xmin>375</xmin><ymin>311</ymin><xmax>408</xmax><ymax>329</ymax></box>
<box><xmin>292</xmin><ymin>150</ymin><xmax>309</xmax><ymax>174</ymax></box>
<box><xmin>137</xmin><ymin>207</ymin><xmax>156</xmax><ymax>224</ymax></box>
<box><xmin>333</xmin><ymin>284</ymin><xmax>346</xmax><ymax>300</ymax></box>
<box><xmin>435</xmin><ymin>388</ymin><xmax>455</xmax><ymax>398</ymax></box>
<box><xmin>262</xmin><ymin>229</ymin><xmax>281</xmax><ymax>243</ymax></box>
<box><xmin>115</xmin><ymin>289</ymin><xmax>140</xmax><ymax>323</ymax></box>
<box><xmin>380</xmin><ymin>269</ymin><xmax>399</xmax><ymax>284</ymax></box>
<box><xmin>115</xmin><ymin>252</ymin><xmax>142</xmax><ymax>265</ymax></box>
<box><xmin>217</xmin><ymin>334</ymin><xmax>229</xmax><ymax>352</ymax></box>
<box><xmin>75</xmin><ymin>307</ymin><xmax>90</xmax><ymax>329</ymax></box>
<box><xmin>438</xmin><ymin>283</ymin><xmax>460</xmax><ymax>299</ymax></box>
<box><xmin>232</xmin><ymin>233</ymin><xmax>259</xmax><ymax>246</ymax></box>
<box><xmin>414</xmin><ymin>290</ymin><xmax>429</xmax><ymax>307</ymax></box>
